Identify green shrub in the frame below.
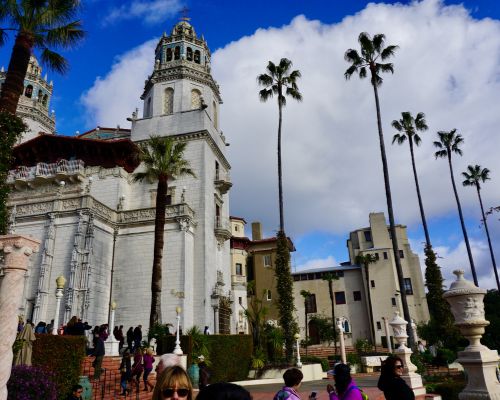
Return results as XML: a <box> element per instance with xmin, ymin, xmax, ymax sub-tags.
<box><xmin>346</xmin><ymin>352</ymin><xmax>361</xmax><ymax>366</ymax></box>
<box><xmin>430</xmin><ymin>381</ymin><xmax>465</xmax><ymax>400</ymax></box>
<box><xmin>32</xmin><ymin>334</ymin><xmax>86</xmax><ymax>399</ymax></box>
<box><xmin>301</xmin><ymin>356</ymin><xmax>329</xmax><ymax>371</ymax></box>
<box><xmin>205</xmin><ymin>335</ymin><xmax>253</xmax><ymax>382</ymax></box>
<box><xmin>410</xmin><ymin>352</ymin><xmax>426</xmax><ymax>374</ymax></box>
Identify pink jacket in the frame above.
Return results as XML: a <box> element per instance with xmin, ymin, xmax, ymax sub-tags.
<box><xmin>329</xmin><ymin>381</ymin><xmax>363</xmax><ymax>400</ymax></box>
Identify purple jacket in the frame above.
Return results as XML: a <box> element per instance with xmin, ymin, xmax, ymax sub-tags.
<box><xmin>273</xmin><ymin>386</ymin><xmax>301</xmax><ymax>400</ymax></box>
<box><xmin>329</xmin><ymin>380</ymin><xmax>363</xmax><ymax>400</ymax></box>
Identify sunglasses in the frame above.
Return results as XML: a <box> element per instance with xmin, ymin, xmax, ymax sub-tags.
<box><xmin>162</xmin><ymin>388</ymin><xmax>189</xmax><ymax>397</ymax></box>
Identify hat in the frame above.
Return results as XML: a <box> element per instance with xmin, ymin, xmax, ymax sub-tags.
<box><xmin>198</xmin><ymin>355</ymin><xmax>205</xmax><ymax>362</ymax></box>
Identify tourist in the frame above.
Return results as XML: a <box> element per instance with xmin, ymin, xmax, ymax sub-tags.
<box><xmin>197</xmin><ymin>382</ymin><xmax>252</xmax><ymax>400</ymax></box>
<box><xmin>326</xmin><ymin>363</ymin><xmax>363</xmax><ymax>400</ymax></box>
<box><xmin>66</xmin><ymin>384</ymin><xmax>84</xmax><ymax>400</ymax></box>
<box><xmin>155</xmin><ymin>353</ymin><xmax>182</xmax><ymax>376</ymax></box>
<box><xmin>119</xmin><ymin>350</ymin><xmax>132</xmax><ymax>396</ymax></box>
<box><xmin>99</xmin><ymin>324</ymin><xmax>109</xmax><ymax>341</ymax></box>
<box><xmin>126</xmin><ymin>327</ymin><xmax>134</xmax><ymax>351</ymax></box>
<box><xmin>46</xmin><ymin>319</ymin><xmax>55</xmax><ymax>333</ymax></box>
<box><xmin>64</xmin><ymin>316</ymin><xmax>78</xmax><ymax>335</ymax></box>
<box><xmin>133</xmin><ymin>325</ymin><xmax>142</xmax><ymax>350</ymax></box>
<box><xmin>203</xmin><ymin>326</ymin><xmax>211</xmax><ymax>335</ymax></box>
<box><xmin>377</xmin><ymin>355</ymin><xmax>415</xmax><ymax>400</ymax></box>
<box><xmin>143</xmin><ymin>347</ymin><xmax>155</xmax><ymax>392</ymax></box>
<box><xmin>92</xmin><ymin>333</ymin><xmax>106</xmax><ymax>381</ymax></box>
<box><xmin>17</xmin><ymin>316</ymin><xmax>24</xmax><ymax>333</ymax></box>
<box><xmin>34</xmin><ymin>321</ymin><xmax>47</xmax><ymax>333</ymax></box>
<box><xmin>92</xmin><ymin>326</ymin><xmax>100</xmax><ymax>348</ymax></box>
<box><xmin>417</xmin><ymin>341</ymin><xmax>426</xmax><ymax>354</ymax></box>
<box><xmin>152</xmin><ymin>365</ymin><xmax>193</xmax><ymax>400</ymax></box>
<box><xmin>198</xmin><ymin>355</ymin><xmax>210</xmax><ymax>389</ymax></box>
<box><xmin>116</xmin><ymin>325</ymin><xmax>125</xmax><ymax>351</ymax></box>
<box><xmin>273</xmin><ymin>367</ymin><xmax>303</xmax><ymax>400</ymax></box>
<box><xmin>131</xmin><ymin>347</ymin><xmax>144</xmax><ymax>392</ymax></box>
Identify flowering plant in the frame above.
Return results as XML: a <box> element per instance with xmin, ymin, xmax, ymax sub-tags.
<box><xmin>7</xmin><ymin>365</ymin><xmax>57</xmax><ymax>400</ymax></box>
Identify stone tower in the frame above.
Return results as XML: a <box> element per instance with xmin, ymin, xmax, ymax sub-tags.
<box><xmin>0</xmin><ymin>56</ymin><xmax>56</xmax><ymax>142</ymax></box>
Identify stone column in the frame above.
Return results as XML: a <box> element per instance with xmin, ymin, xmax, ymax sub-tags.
<box><xmin>104</xmin><ymin>301</ymin><xmax>119</xmax><ymax>356</ymax></box>
<box><xmin>444</xmin><ymin>270</ymin><xmax>500</xmax><ymax>399</ymax></box>
<box><xmin>382</xmin><ymin>317</ymin><xmax>392</xmax><ymax>353</ymax></box>
<box><xmin>389</xmin><ymin>312</ymin><xmax>426</xmax><ymax>396</ymax></box>
<box><xmin>336</xmin><ymin>318</ymin><xmax>346</xmax><ymax>364</ymax></box>
<box><xmin>0</xmin><ymin>235</ymin><xmax>40</xmax><ymax>400</ymax></box>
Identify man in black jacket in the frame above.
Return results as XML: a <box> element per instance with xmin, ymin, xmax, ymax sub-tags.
<box><xmin>92</xmin><ymin>334</ymin><xmax>105</xmax><ymax>380</ymax></box>
<box><xmin>133</xmin><ymin>325</ymin><xmax>142</xmax><ymax>350</ymax></box>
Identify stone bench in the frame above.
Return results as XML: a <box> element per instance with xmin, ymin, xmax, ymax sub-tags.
<box><xmin>361</xmin><ymin>355</ymin><xmax>388</xmax><ymax>373</ymax></box>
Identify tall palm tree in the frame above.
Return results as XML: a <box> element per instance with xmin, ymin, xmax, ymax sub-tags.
<box><xmin>257</xmin><ymin>58</ymin><xmax>302</xmax><ymax>233</ymax></box>
<box><xmin>322</xmin><ymin>272</ymin><xmax>339</xmax><ymax>354</ymax></box>
<box><xmin>392</xmin><ymin>112</ymin><xmax>432</xmax><ymax>247</ymax></box>
<box><xmin>354</xmin><ymin>254</ymin><xmax>377</xmax><ymax>346</ymax></box>
<box><xmin>133</xmin><ymin>136</ymin><xmax>195</xmax><ymax>329</ymax></box>
<box><xmin>344</xmin><ymin>32</ymin><xmax>414</xmax><ymax>346</ymax></box>
<box><xmin>0</xmin><ymin>0</ymin><xmax>84</xmax><ymax>113</ymax></box>
<box><xmin>462</xmin><ymin>165</ymin><xmax>499</xmax><ymax>290</ymax></box>
<box><xmin>434</xmin><ymin>130</ymin><xmax>478</xmax><ymax>285</ymax></box>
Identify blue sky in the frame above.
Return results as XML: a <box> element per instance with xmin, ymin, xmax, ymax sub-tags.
<box><xmin>1</xmin><ymin>0</ymin><xmax>499</xmax><ymax>289</ymax></box>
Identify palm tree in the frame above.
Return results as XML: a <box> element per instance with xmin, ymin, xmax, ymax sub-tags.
<box><xmin>392</xmin><ymin>112</ymin><xmax>431</xmax><ymax>247</ymax></box>
<box><xmin>322</xmin><ymin>272</ymin><xmax>339</xmax><ymax>354</ymax></box>
<box><xmin>0</xmin><ymin>0</ymin><xmax>84</xmax><ymax>113</ymax></box>
<box><xmin>344</xmin><ymin>32</ymin><xmax>414</xmax><ymax>346</ymax></box>
<box><xmin>434</xmin><ymin>130</ymin><xmax>478</xmax><ymax>285</ymax></box>
<box><xmin>462</xmin><ymin>165</ymin><xmax>499</xmax><ymax>290</ymax></box>
<box><xmin>133</xmin><ymin>136</ymin><xmax>195</xmax><ymax>329</ymax></box>
<box><xmin>257</xmin><ymin>58</ymin><xmax>302</xmax><ymax>233</ymax></box>
<box><xmin>354</xmin><ymin>254</ymin><xmax>377</xmax><ymax>346</ymax></box>
<box><xmin>300</xmin><ymin>289</ymin><xmax>313</xmax><ymax>356</ymax></box>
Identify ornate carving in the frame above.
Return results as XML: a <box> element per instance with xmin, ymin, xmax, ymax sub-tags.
<box><xmin>16</xmin><ymin>202</ymin><xmax>52</xmax><ymax>216</ymax></box>
<box><xmin>121</xmin><ymin>209</ymin><xmax>156</xmax><ymax>222</ymax></box>
<box><xmin>63</xmin><ymin>198</ymin><xmax>80</xmax><ymax>210</ymax></box>
<box><xmin>91</xmin><ymin>199</ymin><xmax>114</xmax><ymax>221</ymax></box>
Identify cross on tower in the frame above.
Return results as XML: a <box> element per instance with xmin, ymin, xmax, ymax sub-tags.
<box><xmin>180</xmin><ymin>6</ymin><xmax>190</xmax><ymax>22</ymax></box>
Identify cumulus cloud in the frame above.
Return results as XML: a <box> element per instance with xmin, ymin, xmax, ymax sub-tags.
<box><xmin>104</xmin><ymin>0</ymin><xmax>184</xmax><ymax>26</ymax></box>
<box><xmin>81</xmin><ymin>0</ymin><xmax>500</xmax><ymax>287</ymax></box>
<box><xmin>295</xmin><ymin>255</ymin><xmax>339</xmax><ymax>271</ymax></box>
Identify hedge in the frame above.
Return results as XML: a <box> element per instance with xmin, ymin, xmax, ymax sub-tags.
<box><xmin>426</xmin><ymin>381</ymin><xmax>465</xmax><ymax>400</ymax></box>
<box><xmin>32</xmin><ymin>334</ymin><xmax>86</xmax><ymax>399</ymax></box>
<box><xmin>158</xmin><ymin>335</ymin><xmax>193</xmax><ymax>366</ymax></box>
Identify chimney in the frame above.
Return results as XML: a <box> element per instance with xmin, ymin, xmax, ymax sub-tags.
<box><xmin>251</xmin><ymin>222</ymin><xmax>262</xmax><ymax>241</ymax></box>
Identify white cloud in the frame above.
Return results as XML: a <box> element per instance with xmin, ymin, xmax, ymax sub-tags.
<box><xmin>295</xmin><ymin>255</ymin><xmax>339</xmax><ymax>272</ymax></box>
<box><xmin>81</xmin><ymin>0</ymin><xmax>500</xmax><ymax>287</ymax></box>
<box><xmin>104</xmin><ymin>0</ymin><xmax>184</xmax><ymax>25</ymax></box>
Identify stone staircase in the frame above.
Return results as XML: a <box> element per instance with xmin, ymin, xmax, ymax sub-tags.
<box><xmin>82</xmin><ymin>356</ymin><xmax>156</xmax><ymax>400</ymax></box>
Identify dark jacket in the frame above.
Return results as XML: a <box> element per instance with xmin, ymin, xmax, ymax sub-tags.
<box><xmin>377</xmin><ymin>375</ymin><xmax>415</xmax><ymax>400</ymax></box>
<box><xmin>94</xmin><ymin>337</ymin><xmax>105</xmax><ymax>357</ymax></box>
<box><xmin>198</xmin><ymin>362</ymin><xmax>210</xmax><ymax>388</ymax></box>
<box><xmin>120</xmin><ymin>356</ymin><xmax>132</xmax><ymax>380</ymax></box>
<box><xmin>133</xmin><ymin>327</ymin><xmax>142</xmax><ymax>341</ymax></box>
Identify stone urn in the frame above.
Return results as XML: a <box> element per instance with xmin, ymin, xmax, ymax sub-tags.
<box><xmin>389</xmin><ymin>311</ymin><xmax>409</xmax><ymax>350</ymax></box>
<box><xmin>443</xmin><ymin>270</ymin><xmax>489</xmax><ymax>351</ymax></box>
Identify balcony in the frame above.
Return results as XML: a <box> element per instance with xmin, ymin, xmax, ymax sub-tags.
<box><xmin>214</xmin><ymin>171</ymin><xmax>232</xmax><ymax>195</ymax></box>
<box><xmin>7</xmin><ymin>159</ymin><xmax>85</xmax><ymax>188</ymax></box>
<box><xmin>214</xmin><ymin>216</ymin><xmax>231</xmax><ymax>243</ymax></box>
<box><xmin>231</xmin><ymin>274</ymin><xmax>246</xmax><ymax>285</ymax></box>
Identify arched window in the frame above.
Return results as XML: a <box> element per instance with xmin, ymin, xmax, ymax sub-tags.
<box><xmin>166</xmin><ymin>48</ymin><xmax>172</xmax><ymax>62</ymax></box>
<box><xmin>146</xmin><ymin>97</ymin><xmax>152</xmax><ymax>117</ymax></box>
<box><xmin>174</xmin><ymin>46</ymin><xmax>180</xmax><ymax>60</ymax></box>
<box><xmin>212</xmin><ymin>101</ymin><xmax>218</xmax><ymax>128</ymax></box>
<box><xmin>37</xmin><ymin>90</ymin><xmax>43</xmax><ymax>102</ymax></box>
<box><xmin>25</xmin><ymin>85</ymin><xmax>33</xmax><ymax>98</ymax></box>
<box><xmin>194</xmin><ymin>50</ymin><xmax>201</xmax><ymax>64</ymax></box>
<box><xmin>191</xmin><ymin>89</ymin><xmax>201</xmax><ymax>109</ymax></box>
<box><xmin>163</xmin><ymin>88</ymin><xmax>174</xmax><ymax>114</ymax></box>
<box><xmin>186</xmin><ymin>47</ymin><xmax>193</xmax><ymax>61</ymax></box>
<box><xmin>42</xmin><ymin>94</ymin><xmax>48</xmax><ymax>107</ymax></box>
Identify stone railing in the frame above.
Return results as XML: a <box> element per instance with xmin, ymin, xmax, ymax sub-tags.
<box><xmin>7</xmin><ymin>160</ymin><xmax>85</xmax><ymax>184</ymax></box>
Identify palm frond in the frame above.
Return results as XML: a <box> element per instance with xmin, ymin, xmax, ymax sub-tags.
<box><xmin>413</xmin><ymin>134</ymin><xmax>422</xmax><ymax>146</ymax></box>
<box><xmin>257</xmin><ymin>73</ymin><xmax>273</xmax><ymax>87</ymax></box>
<box><xmin>44</xmin><ymin>20</ymin><xmax>84</xmax><ymax>48</ymax></box>
<box><xmin>344</xmin><ymin>48</ymin><xmax>362</xmax><ymax>64</ymax></box>
<box><xmin>286</xmin><ymin>87</ymin><xmax>302</xmax><ymax>101</ymax></box>
<box><xmin>358</xmin><ymin>32</ymin><xmax>374</xmax><ymax>57</ymax></box>
<box><xmin>381</xmin><ymin>44</ymin><xmax>398</xmax><ymax>60</ymax></box>
<box><xmin>377</xmin><ymin>63</ymin><xmax>394</xmax><ymax>74</ymax></box>
<box><xmin>40</xmin><ymin>47</ymin><xmax>68</xmax><ymax>73</ymax></box>
<box><xmin>359</xmin><ymin>66</ymin><xmax>367</xmax><ymax>79</ymax></box>
<box><xmin>259</xmin><ymin>88</ymin><xmax>273</xmax><ymax>102</ymax></box>
<box><xmin>392</xmin><ymin>133</ymin><xmax>406</xmax><ymax>144</ymax></box>
<box><xmin>344</xmin><ymin>65</ymin><xmax>357</xmax><ymax>80</ymax></box>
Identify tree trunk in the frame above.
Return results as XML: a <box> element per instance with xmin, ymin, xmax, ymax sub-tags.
<box><xmin>409</xmin><ymin>138</ymin><xmax>431</xmax><ymax>248</ymax></box>
<box><xmin>364</xmin><ymin>263</ymin><xmax>376</xmax><ymax>346</ymax></box>
<box><xmin>447</xmin><ymin>154</ymin><xmax>478</xmax><ymax>285</ymax></box>
<box><xmin>476</xmin><ymin>184</ymin><xmax>499</xmax><ymax>290</ymax></box>
<box><xmin>371</xmin><ymin>79</ymin><xmax>414</xmax><ymax>347</ymax></box>
<box><xmin>277</xmin><ymin>95</ymin><xmax>284</xmax><ymax>233</ymax></box>
<box><xmin>328</xmin><ymin>280</ymin><xmax>337</xmax><ymax>354</ymax></box>
<box><xmin>0</xmin><ymin>32</ymin><xmax>33</xmax><ymax>115</ymax></box>
<box><xmin>150</xmin><ymin>177</ymin><xmax>168</xmax><ymax>329</ymax></box>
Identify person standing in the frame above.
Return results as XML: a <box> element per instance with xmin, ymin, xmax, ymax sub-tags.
<box><xmin>119</xmin><ymin>350</ymin><xmax>132</xmax><ymax>396</ymax></box>
<box><xmin>377</xmin><ymin>355</ymin><xmax>415</xmax><ymax>400</ymax></box>
<box><xmin>126</xmin><ymin>327</ymin><xmax>134</xmax><ymax>351</ymax></box>
<box><xmin>142</xmin><ymin>347</ymin><xmax>155</xmax><ymax>392</ymax></box>
<box><xmin>198</xmin><ymin>355</ymin><xmax>210</xmax><ymax>389</ymax></box>
<box><xmin>133</xmin><ymin>325</ymin><xmax>142</xmax><ymax>350</ymax></box>
<box><xmin>116</xmin><ymin>325</ymin><xmax>125</xmax><ymax>351</ymax></box>
<box><xmin>273</xmin><ymin>368</ymin><xmax>303</xmax><ymax>400</ymax></box>
<box><xmin>326</xmin><ymin>363</ymin><xmax>363</xmax><ymax>400</ymax></box>
<box><xmin>203</xmin><ymin>326</ymin><xmax>211</xmax><ymax>335</ymax></box>
<box><xmin>92</xmin><ymin>333</ymin><xmax>106</xmax><ymax>381</ymax></box>
<box><xmin>131</xmin><ymin>348</ymin><xmax>144</xmax><ymax>392</ymax></box>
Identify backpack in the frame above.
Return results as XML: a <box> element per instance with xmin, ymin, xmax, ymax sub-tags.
<box><xmin>344</xmin><ymin>385</ymin><xmax>369</xmax><ymax>400</ymax></box>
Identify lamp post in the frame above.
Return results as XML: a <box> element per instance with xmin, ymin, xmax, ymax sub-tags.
<box><xmin>336</xmin><ymin>317</ymin><xmax>346</xmax><ymax>364</ymax></box>
<box><xmin>52</xmin><ymin>275</ymin><xmax>66</xmax><ymax>335</ymax></box>
<box><xmin>294</xmin><ymin>333</ymin><xmax>302</xmax><ymax>368</ymax></box>
<box><xmin>173</xmin><ymin>306</ymin><xmax>183</xmax><ymax>355</ymax></box>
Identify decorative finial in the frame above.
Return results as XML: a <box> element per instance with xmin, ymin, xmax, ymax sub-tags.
<box><xmin>180</xmin><ymin>6</ymin><xmax>190</xmax><ymax>22</ymax></box>
<box><xmin>453</xmin><ymin>269</ymin><xmax>465</xmax><ymax>280</ymax></box>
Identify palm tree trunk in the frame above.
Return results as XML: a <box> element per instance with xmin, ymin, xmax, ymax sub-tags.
<box><xmin>0</xmin><ymin>32</ymin><xmax>33</xmax><ymax>114</ymax></box>
<box><xmin>364</xmin><ymin>263</ymin><xmax>376</xmax><ymax>346</ymax></box>
<box><xmin>328</xmin><ymin>281</ymin><xmax>337</xmax><ymax>354</ymax></box>
<box><xmin>409</xmin><ymin>138</ymin><xmax>431</xmax><ymax>248</ymax></box>
<box><xmin>476</xmin><ymin>184</ymin><xmax>499</xmax><ymax>290</ymax></box>
<box><xmin>447</xmin><ymin>154</ymin><xmax>478</xmax><ymax>285</ymax></box>
<box><xmin>150</xmin><ymin>177</ymin><xmax>168</xmax><ymax>329</ymax></box>
<box><xmin>371</xmin><ymin>81</ymin><xmax>414</xmax><ymax>347</ymax></box>
<box><xmin>277</xmin><ymin>99</ymin><xmax>284</xmax><ymax>233</ymax></box>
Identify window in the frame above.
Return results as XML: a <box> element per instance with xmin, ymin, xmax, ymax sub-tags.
<box><xmin>238</xmin><ymin>297</ymin><xmax>242</xmax><ymax>305</ymax></box>
<box><xmin>376</xmin><ymin>321</ymin><xmax>382</xmax><ymax>330</ymax></box>
<box><xmin>334</xmin><ymin>291</ymin><xmax>346</xmax><ymax>305</ymax></box>
<box><xmin>383</xmin><ymin>251</ymin><xmax>388</xmax><ymax>260</ymax></box>
<box><xmin>191</xmin><ymin>89</ymin><xmax>202</xmax><ymax>109</ymax></box>
<box><xmin>174</xmin><ymin>46</ymin><xmax>180</xmax><ymax>60</ymax></box>
<box><xmin>353</xmin><ymin>291</ymin><xmax>361</xmax><ymax>301</ymax></box>
<box><xmin>164</xmin><ymin>87</ymin><xmax>174</xmax><ymax>114</ymax></box>
<box><xmin>374</xmin><ymin>252</ymin><xmax>379</xmax><ymax>260</ymax></box>
<box><xmin>399</xmin><ymin>250</ymin><xmax>405</xmax><ymax>258</ymax></box>
<box><xmin>25</xmin><ymin>85</ymin><xmax>33</xmax><ymax>98</ymax></box>
<box><xmin>37</xmin><ymin>90</ymin><xmax>43</xmax><ymax>102</ymax></box>
<box><xmin>391</xmin><ymin>297</ymin><xmax>397</xmax><ymax>306</ymax></box>
<box><xmin>403</xmin><ymin>278</ymin><xmax>413</xmax><ymax>295</ymax></box>
<box><xmin>363</xmin><ymin>230</ymin><xmax>372</xmax><ymax>241</ymax></box>
<box><xmin>234</xmin><ymin>225</ymin><xmax>239</xmax><ymax>232</ymax></box>
<box><xmin>264</xmin><ymin>254</ymin><xmax>272</xmax><ymax>267</ymax></box>
<box><xmin>370</xmin><ymin>280</ymin><xmax>375</xmax><ymax>288</ymax></box>
<box><xmin>186</xmin><ymin>47</ymin><xmax>193</xmax><ymax>61</ymax></box>
<box><xmin>146</xmin><ymin>97</ymin><xmax>152</xmax><ymax>117</ymax></box>
<box><xmin>194</xmin><ymin>50</ymin><xmax>201</xmax><ymax>64</ymax></box>
<box><xmin>166</xmin><ymin>48</ymin><xmax>172</xmax><ymax>61</ymax></box>
<box><xmin>213</xmin><ymin>100</ymin><xmax>218</xmax><ymax>128</ymax></box>
<box><xmin>266</xmin><ymin>290</ymin><xmax>272</xmax><ymax>301</ymax></box>
<box><xmin>235</xmin><ymin>263</ymin><xmax>243</xmax><ymax>276</ymax></box>
<box><xmin>305</xmin><ymin>294</ymin><xmax>317</xmax><ymax>314</ymax></box>
<box><xmin>42</xmin><ymin>94</ymin><xmax>48</xmax><ymax>107</ymax></box>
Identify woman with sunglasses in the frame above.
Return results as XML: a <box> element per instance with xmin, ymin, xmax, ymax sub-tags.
<box><xmin>152</xmin><ymin>366</ymin><xmax>193</xmax><ymax>400</ymax></box>
<box><xmin>377</xmin><ymin>355</ymin><xmax>415</xmax><ymax>400</ymax></box>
